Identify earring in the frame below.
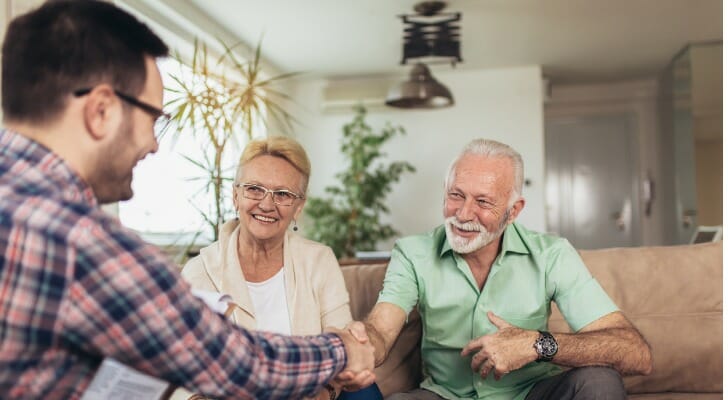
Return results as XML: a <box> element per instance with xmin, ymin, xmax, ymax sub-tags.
<box><xmin>293</xmin><ymin>220</ymin><xmax>299</xmax><ymax>231</ymax></box>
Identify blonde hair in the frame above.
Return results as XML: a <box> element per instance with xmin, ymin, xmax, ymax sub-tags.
<box><xmin>235</xmin><ymin>136</ymin><xmax>312</xmax><ymax>193</ymax></box>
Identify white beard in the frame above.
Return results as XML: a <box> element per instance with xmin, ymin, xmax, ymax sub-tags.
<box><xmin>444</xmin><ymin>213</ymin><xmax>509</xmax><ymax>254</ymax></box>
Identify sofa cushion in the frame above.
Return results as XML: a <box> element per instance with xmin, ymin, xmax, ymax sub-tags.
<box><xmin>549</xmin><ymin>241</ymin><xmax>722</xmax><ymax>394</ymax></box>
<box><xmin>628</xmin><ymin>394</ymin><xmax>723</xmax><ymax>400</ymax></box>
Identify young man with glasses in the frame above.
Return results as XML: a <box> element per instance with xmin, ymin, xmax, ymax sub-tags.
<box><xmin>0</xmin><ymin>1</ymin><xmax>374</xmax><ymax>399</ymax></box>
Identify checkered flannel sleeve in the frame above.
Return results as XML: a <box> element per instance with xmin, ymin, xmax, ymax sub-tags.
<box><xmin>61</xmin><ymin>215</ymin><xmax>347</xmax><ymax>399</ymax></box>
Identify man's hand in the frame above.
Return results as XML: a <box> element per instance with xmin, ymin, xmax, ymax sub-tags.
<box><xmin>332</xmin><ymin>304</ymin><xmax>408</xmax><ymax>391</ymax></box>
<box><xmin>346</xmin><ymin>320</ymin><xmax>370</xmax><ymax>343</ymax></box>
<box><xmin>326</xmin><ymin>326</ymin><xmax>376</xmax><ymax>390</ymax></box>
<box><xmin>460</xmin><ymin>312</ymin><xmax>539</xmax><ymax>380</ymax></box>
<box><xmin>329</xmin><ymin>321</ymin><xmax>376</xmax><ymax>392</ymax></box>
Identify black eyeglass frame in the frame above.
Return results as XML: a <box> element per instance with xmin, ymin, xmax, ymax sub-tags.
<box><xmin>235</xmin><ymin>183</ymin><xmax>305</xmax><ymax>206</ymax></box>
<box><xmin>73</xmin><ymin>88</ymin><xmax>171</xmax><ymax>134</ymax></box>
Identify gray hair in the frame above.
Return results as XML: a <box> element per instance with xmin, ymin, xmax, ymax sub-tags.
<box><xmin>445</xmin><ymin>139</ymin><xmax>524</xmax><ymax>206</ymax></box>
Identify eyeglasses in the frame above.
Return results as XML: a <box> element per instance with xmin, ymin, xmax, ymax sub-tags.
<box><xmin>235</xmin><ymin>183</ymin><xmax>304</xmax><ymax>206</ymax></box>
<box><xmin>73</xmin><ymin>88</ymin><xmax>171</xmax><ymax>137</ymax></box>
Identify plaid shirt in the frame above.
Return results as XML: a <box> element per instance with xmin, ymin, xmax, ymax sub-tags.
<box><xmin>0</xmin><ymin>129</ymin><xmax>347</xmax><ymax>399</ymax></box>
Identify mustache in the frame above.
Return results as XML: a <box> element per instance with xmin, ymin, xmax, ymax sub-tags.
<box><xmin>445</xmin><ymin>216</ymin><xmax>485</xmax><ymax>233</ymax></box>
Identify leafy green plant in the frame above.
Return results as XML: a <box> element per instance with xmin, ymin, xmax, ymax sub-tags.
<box><xmin>304</xmin><ymin>106</ymin><xmax>415</xmax><ymax>259</ymax></box>
<box><xmin>164</xmin><ymin>38</ymin><xmax>298</xmax><ymax>243</ymax></box>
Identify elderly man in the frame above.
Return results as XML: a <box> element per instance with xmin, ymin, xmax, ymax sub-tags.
<box><xmin>341</xmin><ymin>139</ymin><xmax>652</xmax><ymax>400</ymax></box>
<box><xmin>0</xmin><ymin>1</ymin><xmax>374</xmax><ymax>399</ymax></box>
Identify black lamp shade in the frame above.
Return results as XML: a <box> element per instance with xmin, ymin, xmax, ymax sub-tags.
<box><xmin>385</xmin><ymin>63</ymin><xmax>454</xmax><ymax>109</ymax></box>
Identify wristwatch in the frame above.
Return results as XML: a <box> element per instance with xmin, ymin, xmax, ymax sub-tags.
<box><xmin>323</xmin><ymin>383</ymin><xmax>337</xmax><ymax>400</ymax></box>
<box><xmin>534</xmin><ymin>330</ymin><xmax>558</xmax><ymax>362</ymax></box>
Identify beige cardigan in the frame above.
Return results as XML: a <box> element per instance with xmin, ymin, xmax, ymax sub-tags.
<box><xmin>170</xmin><ymin>221</ymin><xmax>352</xmax><ymax>400</ymax></box>
<box><xmin>181</xmin><ymin>219</ymin><xmax>352</xmax><ymax>335</ymax></box>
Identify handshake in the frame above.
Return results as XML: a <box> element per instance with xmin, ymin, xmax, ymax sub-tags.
<box><xmin>326</xmin><ymin>321</ymin><xmax>377</xmax><ymax>391</ymax></box>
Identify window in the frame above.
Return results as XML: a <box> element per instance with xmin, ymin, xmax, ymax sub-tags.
<box><xmin>118</xmin><ymin>58</ymin><xmax>252</xmax><ymax>247</ymax></box>
<box><xmin>114</xmin><ymin>2</ymin><xmax>269</xmax><ymax>249</ymax></box>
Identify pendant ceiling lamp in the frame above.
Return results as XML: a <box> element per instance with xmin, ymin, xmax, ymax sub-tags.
<box><xmin>385</xmin><ymin>63</ymin><xmax>453</xmax><ymax>108</ymax></box>
<box><xmin>385</xmin><ymin>1</ymin><xmax>462</xmax><ymax>110</ymax></box>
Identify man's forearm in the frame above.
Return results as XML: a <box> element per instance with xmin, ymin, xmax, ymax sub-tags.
<box><xmin>69</xmin><ymin>261</ymin><xmax>348</xmax><ymax>399</ymax></box>
<box><xmin>363</xmin><ymin>321</ymin><xmax>390</xmax><ymax>366</ymax></box>
<box><xmin>355</xmin><ymin>302</ymin><xmax>407</xmax><ymax>368</ymax></box>
<box><xmin>192</xmin><ymin>329</ymin><xmax>348</xmax><ymax>399</ymax></box>
<box><xmin>552</xmin><ymin>327</ymin><xmax>652</xmax><ymax>375</ymax></box>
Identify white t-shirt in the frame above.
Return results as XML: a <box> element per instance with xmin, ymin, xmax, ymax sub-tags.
<box><xmin>246</xmin><ymin>267</ymin><xmax>292</xmax><ymax>335</ymax></box>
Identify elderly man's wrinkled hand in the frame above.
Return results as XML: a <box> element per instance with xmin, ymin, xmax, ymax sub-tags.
<box><xmin>460</xmin><ymin>311</ymin><xmax>539</xmax><ymax>381</ymax></box>
<box><xmin>326</xmin><ymin>326</ymin><xmax>376</xmax><ymax>391</ymax></box>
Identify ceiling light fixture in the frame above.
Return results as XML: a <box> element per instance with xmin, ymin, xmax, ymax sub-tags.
<box><xmin>385</xmin><ymin>63</ymin><xmax>453</xmax><ymax>108</ymax></box>
<box><xmin>385</xmin><ymin>1</ymin><xmax>462</xmax><ymax>110</ymax></box>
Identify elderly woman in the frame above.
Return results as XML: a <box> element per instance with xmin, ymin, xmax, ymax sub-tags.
<box><xmin>176</xmin><ymin>136</ymin><xmax>381</xmax><ymax>400</ymax></box>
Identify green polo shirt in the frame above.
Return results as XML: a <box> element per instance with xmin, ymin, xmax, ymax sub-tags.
<box><xmin>378</xmin><ymin>222</ymin><xmax>618</xmax><ymax>400</ymax></box>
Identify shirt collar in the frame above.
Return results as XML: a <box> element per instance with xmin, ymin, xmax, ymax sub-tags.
<box><xmin>501</xmin><ymin>223</ymin><xmax>530</xmax><ymax>255</ymax></box>
<box><xmin>438</xmin><ymin>222</ymin><xmax>530</xmax><ymax>258</ymax></box>
<box><xmin>438</xmin><ymin>226</ymin><xmax>453</xmax><ymax>257</ymax></box>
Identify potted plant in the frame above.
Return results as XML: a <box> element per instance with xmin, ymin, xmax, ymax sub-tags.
<box><xmin>304</xmin><ymin>106</ymin><xmax>416</xmax><ymax>259</ymax></box>
<box><xmin>164</xmin><ymin>39</ymin><xmax>298</xmax><ymax>244</ymax></box>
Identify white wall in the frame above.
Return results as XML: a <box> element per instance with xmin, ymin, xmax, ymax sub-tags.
<box><xmin>289</xmin><ymin>65</ymin><xmax>546</xmax><ymax>250</ymax></box>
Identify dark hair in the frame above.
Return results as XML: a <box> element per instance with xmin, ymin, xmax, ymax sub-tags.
<box><xmin>1</xmin><ymin>0</ymin><xmax>169</xmax><ymax>123</ymax></box>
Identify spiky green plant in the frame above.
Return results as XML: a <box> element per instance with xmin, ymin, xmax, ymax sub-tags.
<box><xmin>304</xmin><ymin>106</ymin><xmax>416</xmax><ymax>259</ymax></box>
<box><xmin>164</xmin><ymin>38</ymin><xmax>298</xmax><ymax>242</ymax></box>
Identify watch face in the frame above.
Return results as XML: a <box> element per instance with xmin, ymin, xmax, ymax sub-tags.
<box><xmin>540</xmin><ymin>337</ymin><xmax>558</xmax><ymax>357</ymax></box>
<box><xmin>536</xmin><ymin>332</ymin><xmax>558</xmax><ymax>359</ymax></box>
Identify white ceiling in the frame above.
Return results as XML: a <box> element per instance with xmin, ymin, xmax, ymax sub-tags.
<box><xmin>170</xmin><ymin>0</ymin><xmax>721</xmax><ymax>83</ymax></box>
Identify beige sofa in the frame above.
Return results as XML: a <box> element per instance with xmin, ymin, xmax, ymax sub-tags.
<box><xmin>341</xmin><ymin>241</ymin><xmax>722</xmax><ymax>399</ymax></box>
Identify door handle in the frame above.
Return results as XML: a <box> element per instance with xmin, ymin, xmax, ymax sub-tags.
<box><xmin>682</xmin><ymin>209</ymin><xmax>697</xmax><ymax>228</ymax></box>
<box><xmin>610</xmin><ymin>211</ymin><xmax>626</xmax><ymax>231</ymax></box>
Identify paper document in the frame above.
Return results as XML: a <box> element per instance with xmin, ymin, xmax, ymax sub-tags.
<box><xmin>190</xmin><ymin>288</ymin><xmax>233</xmax><ymax>315</ymax></box>
<box><xmin>81</xmin><ymin>358</ymin><xmax>170</xmax><ymax>400</ymax></box>
<box><xmin>81</xmin><ymin>289</ymin><xmax>233</xmax><ymax>400</ymax></box>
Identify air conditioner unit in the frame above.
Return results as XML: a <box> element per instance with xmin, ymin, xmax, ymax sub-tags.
<box><xmin>320</xmin><ymin>77</ymin><xmax>397</xmax><ymax>114</ymax></box>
